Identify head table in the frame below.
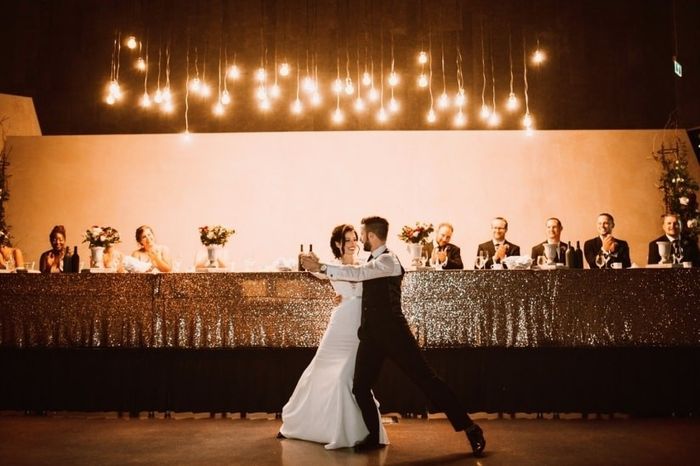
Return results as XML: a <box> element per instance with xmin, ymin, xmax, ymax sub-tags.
<box><xmin>1</xmin><ymin>269</ymin><xmax>698</xmax><ymax>414</ymax></box>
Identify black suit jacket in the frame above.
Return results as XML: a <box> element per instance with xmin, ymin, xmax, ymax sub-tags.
<box><xmin>423</xmin><ymin>242</ymin><xmax>464</xmax><ymax>270</ymax></box>
<box><xmin>531</xmin><ymin>242</ymin><xmax>569</xmax><ymax>263</ymax></box>
<box><xmin>584</xmin><ymin>236</ymin><xmax>631</xmax><ymax>269</ymax></box>
<box><xmin>477</xmin><ymin>240</ymin><xmax>520</xmax><ymax>269</ymax></box>
<box><xmin>647</xmin><ymin>235</ymin><xmax>700</xmax><ymax>266</ymax></box>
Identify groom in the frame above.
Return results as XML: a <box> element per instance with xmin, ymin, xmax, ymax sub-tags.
<box><xmin>301</xmin><ymin>216</ymin><xmax>485</xmax><ymax>456</ymax></box>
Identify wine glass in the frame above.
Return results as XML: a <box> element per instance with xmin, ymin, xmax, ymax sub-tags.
<box><xmin>420</xmin><ymin>250</ymin><xmax>429</xmax><ymax>268</ymax></box>
<box><xmin>673</xmin><ymin>244</ymin><xmax>684</xmax><ymax>265</ymax></box>
<box><xmin>536</xmin><ymin>255</ymin><xmax>547</xmax><ymax>268</ymax></box>
<box><xmin>474</xmin><ymin>256</ymin><xmax>485</xmax><ymax>270</ymax></box>
<box><xmin>430</xmin><ymin>253</ymin><xmax>441</xmax><ymax>270</ymax></box>
<box><xmin>595</xmin><ymin>253</ymin><xmax>606</xmax><ymax>269</ymax></box>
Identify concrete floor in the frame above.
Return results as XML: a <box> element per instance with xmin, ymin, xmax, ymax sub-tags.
<box><xmin>1</xmin><ymin>412</ymin><xmax>698</xmax><ymax>465</ymax></box>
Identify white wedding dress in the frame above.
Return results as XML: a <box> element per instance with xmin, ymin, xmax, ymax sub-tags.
<box><xmin>280</xmin><ymin>279</ymin><xmax>389</xmax><ymax>449</ymax></box>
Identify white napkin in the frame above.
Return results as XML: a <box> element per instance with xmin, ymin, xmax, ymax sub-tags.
<box><xmin>502</xmin><ymin>255</ymin><xmax>534</xmax><ymax>270</ymax></box>
<box><xmin>121</xmin><ymin>255</ymin><xmax>153</xmax><ymax>273</ymax></box>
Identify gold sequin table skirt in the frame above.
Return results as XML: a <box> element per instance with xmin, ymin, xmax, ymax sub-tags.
<box><xmin>1</xmin><ymin>269</ymin><xmax>698</xmax><ymax>348</ymax></box>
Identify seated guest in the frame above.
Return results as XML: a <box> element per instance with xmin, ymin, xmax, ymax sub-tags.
<box><xmin>0</xmin><ymin>230</ymin><xmax>24</xmax><ymax>269</ymax></box>
<box><xmin>104</xmin><ymin>246</ymin><xmax>126</xmax><ymax>272</ymax></box>
<box><xmin>423</xmin><ymin>222</ymin><xmax>463</xmax><ymax>270</ymax></box>
<box><xmin>584</xmin><ymin>213</ymin><xmax>631</xmax><ymax>268</ymax></box>
<box><xmin>531</xmin><ymin>218</ymin><xmax>569</xmax><ymax>263</ymax></box>
<box><xmin>477</xmin><ymin>217</ymin><xmax>521</xmax><ymax>269</ymax></box>
<box><xmin>39</xmin><ymin>225</ymin><xmax>67</xmax><ymax>273</ymax></box>
<box><xmin>131</xmin><ymin>225</ymin><xmax>172</xmax><ymax>272</ymax></box>
<box><xmin>647</xmin><ymin>213</ymin><xmax>700</xmax><ymax>266</ymax></box>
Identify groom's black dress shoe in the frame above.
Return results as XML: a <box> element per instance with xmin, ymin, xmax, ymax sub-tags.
<box><xmin>465</xmin><ymin>423</ymin><xmax>486</xmax><ymax>456</ymax></box>
<box><xmin>353</xmin><ymin>436</ymin><xmax>386</xmax><ymax>453</ymax></box>
<box><xmin>276</xmin><ymin>432</ymin><xmax>286</xmax><ymax>439</ymax></box>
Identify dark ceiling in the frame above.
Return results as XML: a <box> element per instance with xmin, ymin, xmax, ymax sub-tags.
<box><xmin>1</xmin><ymin>0</ymin><xmax>699</xmax><ymax>134</ymax></box>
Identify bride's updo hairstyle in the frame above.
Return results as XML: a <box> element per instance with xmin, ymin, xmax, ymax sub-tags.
<box><xmin>330</xmin><ymin>224</ymin><xmax>358</xmax><ymax>259</ymax></box>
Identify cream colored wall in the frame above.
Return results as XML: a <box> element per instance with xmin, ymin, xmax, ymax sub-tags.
<box><xmin>5</xmin><ymin>130</ymin><xmax>697</xmax><ymax>269</ymax></box>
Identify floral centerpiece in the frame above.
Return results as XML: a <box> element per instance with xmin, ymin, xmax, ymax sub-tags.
<box><xmin>398</xmin><ymin>222</ymin><xmax>434</xmax><ymax>245</ymax></box>
<box><xmin>83</xmin><ymin>226</ymin><xmax>121</xmax><ymax>269</ymax></box>
<box><xmin>83</xmin><ymin>225</ymin><xmax>121</xmax><ymax>248</ymax></box>
<box><xmin>199</xmin><ymin>225</ymin><xmax>236</xmax><ymax>246</ymax></box>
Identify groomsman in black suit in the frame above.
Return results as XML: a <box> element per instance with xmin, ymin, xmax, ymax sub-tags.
<box><xmin>647</xmin><ymin>213</ymin><xmax>700</xmax><ymax>266</ymax></box>
<box><xmin>584</xmin><ymin>213</ymin><xmax>632</xmax><ymax>268</ymax></box>
<box><xmin>531</xmin><ymin>218</ymin><xmax>569</xmax><ymax>263</ymax></box>
<box><xmin>301</xmin><ymin>216</ymin><xmax>485</xmax><ymax>456</ymax></box>
<box><xmin>476</xmin><ymin>217</ymin><xmax>521</xmax><ymax>269</ymax></box>
<box><xmin>423</xmin><ymin>222</ymin><xmax>464</xmax><ymax>270</ymax></box>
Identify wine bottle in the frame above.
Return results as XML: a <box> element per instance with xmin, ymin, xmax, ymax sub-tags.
<box><xmin>63</xmin><ymin>246</ymin><xmax>73</xmax><ymax>273</ymax></box>
<box><xmin>575</xmin><ymin>241</ymin><xmax>584</xmax><ymax>269</ymax></box>
<box><xmin>565</xmin><ymin>241</ymin><xmax>575</xmax><ymax>268</ymax></box>
<box><xmin>72</xmin><ymin>246</ymin><xmax>80</xmax><ymax>273</ymax></box>
<box><xmin>309</xmin><ymin>244</ymin><xmax>313</xmax><ymax>253</ymax></box>
<box><xmin>298</xmin><ymin>244</ymin><xmax>304</xmax><ymax>271</ymax></box>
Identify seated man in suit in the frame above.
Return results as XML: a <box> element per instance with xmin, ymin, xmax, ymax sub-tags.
<box><xmin>647</xmin><ymin>213</ymin><xmax>700</xmax><ymax>266</ymax></box>
<box><xmin>584</xmin><ymin>213</ymin><xmax>631</xmax><ymax>268</ymax></box>
<box><xmin>477</xmin><ymin>217</ymin><xmax>521</xmax><ymax>269</ymax></box>
<box><xmin>531</xmin><ymin>217</ymin><xmax>569</xmax><ymax>264</ymax></box>
<box><xmin>423</xmin><ymin>223</ymin><xmax>464</xmax><ymax>270</ymax></box>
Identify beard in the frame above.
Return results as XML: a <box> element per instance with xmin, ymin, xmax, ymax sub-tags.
<box><xmin>363</xmin><ymin>241</ymin><xmax>371</xmax><ymax>252</ymax></box>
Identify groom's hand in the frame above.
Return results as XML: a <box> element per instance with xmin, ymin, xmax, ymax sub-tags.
<box><xmin>300</xmin><ymin>253</ymin><xmax>321</xmax><ymax>272</ymax></box>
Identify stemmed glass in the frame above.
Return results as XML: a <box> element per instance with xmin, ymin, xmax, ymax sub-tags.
<box><xmin>672</xmin><ymin>244</ymin><xmax>684</xmax><ymax>265</ymax></box>
<box><xmin>474</xmin><ymin>255</ymin><xmax>486</xmax><ymax>270</ymax></box>
<box><xmin>536</xmin><ymin>255</ymin><xmax>547</xmax><ymax>268</ymax></box>
<box><xmin>595</xmin><ymin>253</ymin><xmax>606</xmax><ymax>269</ymax></box>
<box><xmin>420</xmin><ymin>250</ymin><xmax>429</xmax><ymax>268</ymax></box>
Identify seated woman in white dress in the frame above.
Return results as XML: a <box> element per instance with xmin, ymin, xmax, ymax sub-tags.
<box><xmin>278</xmin><ymin>224</ymin><xmax>388</xmax><ymax>449</ymax></box>
<box><xmin>130</xmin><ymin>225</ymin><xmax>172</xmax><ymax>272</ymax></box>
<box><xmin>0</xmin><ymin>230</ymin><xmax>24</xmax><ymax>270</ymax></box>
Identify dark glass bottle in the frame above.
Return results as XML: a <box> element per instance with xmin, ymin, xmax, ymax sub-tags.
<box><xmin>575</xmin><ymin>241</ymin><xmax>584</xmax><ymax>269</ymax></box>
<box><xmin>298</xmin><ymin>244</ymin><xmax>304</xmax><ymax>271</ymax></box>
<box><xmin>72</xmin><ymin>246</ymin><xmax>80</xmax><ymax>273</ymax></box>
<box><xmin>565</xmin><ymin>241</ymin><xmax>575</xmax><ymax>268</ymax></box>
<box><xmin>63</xmin><ymin>246</ymin><xmax>73</xmax><ymax>273</ymax></box>
<box><xmin>309</xmin><ymin>244</ymin><xmax>313</xmax><ymax>253</ymax></box>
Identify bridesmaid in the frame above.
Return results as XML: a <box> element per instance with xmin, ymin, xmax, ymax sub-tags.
<box><xmin>39</xmin><ymin>225</ymin><xmax>66</xmax><ymax>273</ymax></box>
<box><xmin>0</xmin><ymin>230</ymin><xmax>25</xmax><ymax>270</ymax></box>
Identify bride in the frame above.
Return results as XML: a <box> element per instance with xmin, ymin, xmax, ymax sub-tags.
<box><xmin>279</xmin><ymin>224</ymin><xmax>388</xmax><ymax>449</ymax></box>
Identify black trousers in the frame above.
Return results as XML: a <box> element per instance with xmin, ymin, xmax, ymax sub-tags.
<box><xmin>352</xmin><ymin>317</ymin><xmax>471</xmax><ymax>443</ymax></box>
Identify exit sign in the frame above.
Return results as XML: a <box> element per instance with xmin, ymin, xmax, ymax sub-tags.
<box><xmin>674</xmin><ymin>59</ymin><xmax>682</xmax><ymax>77</ymax></box>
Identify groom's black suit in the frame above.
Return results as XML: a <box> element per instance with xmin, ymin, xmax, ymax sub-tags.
<box><xmin>328</xmin><ymin>247</ymin><xmax>471</xmax><ymax>445</ymax></box>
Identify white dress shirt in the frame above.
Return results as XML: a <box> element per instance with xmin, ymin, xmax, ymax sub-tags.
<box><xmin>324</xmin><ymin>244</ymin><xmax>402</xmax><ymax>282</ymax></box>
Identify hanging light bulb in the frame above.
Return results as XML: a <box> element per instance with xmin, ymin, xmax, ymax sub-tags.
<box><xmin>189</xmin><ymin>77</ymin><xmax>201</xmax><ymax>93</ymax></box>
<box><xmin>388</xmin><ymin>72</ymin><xmax>399</xmax><ymax>87</ymax></box>
<box><xmin>140</xmin><ymin>92</ymin><xmax>151</xmax><ymax>108</ymax></box>
<box><xmin>302</xmin><ymin>76</ymin><xmax>316</xmax><ymax>93</ymax></box>
<box><xmin>105</xmin><ymin>94</ymin><xmax>116</xmax><ymax>105</ymax></box>
<box><xmin>417</xmin><ymin>74</ymin><xmax>428</xmax><ymax>88</ymax></box>
<box><xmin>269</xmin><ymin>83</ymin><xmax>281</xmax><ymax>99</ymax></box>
<box><xmin>221</xmin><ymin>90</ymin><xmax>231</xmax><ymax>105</ymax></box>
<box><xmin>200</xmin><ymin>83</ymin><xmax>211</xmax><ymax>97</ymax></box>
<box><xmin>506</xmin><ymin>92</ymin><xmax>519</xmax><ymax>111</ymax></box>
<box><xmin>454</xmin><ymin>110</ymin><xmax>467</xmax><ymax>127</ymax></box>
<box><xmin>354</xmin><ymin>97</ymin><xmax>365</xmax><ymax>112</ymax></box>
<box><xmin>311</xmin><ymin>92</ymin><xmax>322</xmax><ymax>106</ymax></box>
<box><xmin>455</xmin><ymin>90</ymin><xmax>466</xmax><ymax>107</ymax></box>
<box><xmin>388</xmin><ymin>97</ymin><xmax>399</xmax><ymax>113</ymax></box>
<box><xmin>255</xmin><ymin>86</ymin><xmax>267</xmax><ymax>101</ymax></box>
<box><xmin>135</xmin><ymin>57</ymin><xmax>146</xmax><ymax>71</ymax></box>
<box><xmin>108</xmin><ymin>80</ymin><xmax>121</xmax><ymax>98</ymax></box>
<box><xmin>228</xmin><ymin>65</ymin><xmax>241</xmax><ymax>80</ymax></box>
<box><xmin>291</xmin><ymin>98</ymin><xmax>303</xmax><ymax>114</ymax></box>
<box><xmin>523</xmin><ymin>112</ymin><xmax>534</xmax><ymax>129</ymax></box>
<box><xmin>344</xmin><ymin>78</ymin><xmax>354</xmax><ymax>95</ymax></box>
<box><xmin>332</xmin><ymin>108</ymin><xmax>344</xmax><ymax>124</ymax></box>
<box><xmin>213</xmin><ymin>102</ymin><xmax>225</xmax><ymax>116</ymax></box>
<box><xmin>126</xmin><ymin>36</ymin><xmax>137</xmax><ymax>49</ymax></box>
<box><xmin>426</xmin><ymin>108</ymin><xmax>437</xmax><ymax>123</ymax></box>
<box><xmin>437</xmin><ymin>92</ymin><xmax>450</xmax><ymax>109</ymax></box>
<box><xmin>479</xmin><ymin>104</ymin><xmax>491</xmax><ymax>120</ymax></box>
<box><xmin>368</xmin><ymin>87</ymin><xmax>379</xmax><ymax>102</ymax></box>
<box><xmin>532</xmin><ymin>49</ymin><xmax>546</xmax><ymax>64</ymax></box>
<box><xmin>488</xmin><ymin>111</ymin><xmax>501</xmax><ymax>127</ymax></box>
<box><xmin>376</xmin><ymin>107</ymin><xmax>388</xmax><ymax>123</ymax></box>
<box><xmin>153</xmin><ymin>89</ymin><xmax>163</xmax><ymax>104</ymax></box>
<box><xmin>332</xmin><ymin>78</ymin><xmax>343</xmax><ymax>94</ymax></box>
<box><xmin>162</xmin><ymin>101</ymin><xmax>174</xmax><ymax>113</ymax></box>
<box><xmin>362</xmin><ymin>72</ymin><xmax>372</xmax><ymax>86</ymax></box>
<box><xmin>162</xmin><ymin>87</ymin><xmax>172</xmax><ymax>102</ymax></box>
<box><xmin>279</xmin><ymin>62</ymin><xmax>290</xmax><ymax>77</ymax></box>
<box><xmin>255</xmin><ymin>67</ymin><xmax>267</xmax><ymax>82</ymax></box>
<box><xmin>418</xmin><ymin>51</ymin><xmax>428</xmax><ymax>64</ymax></box>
